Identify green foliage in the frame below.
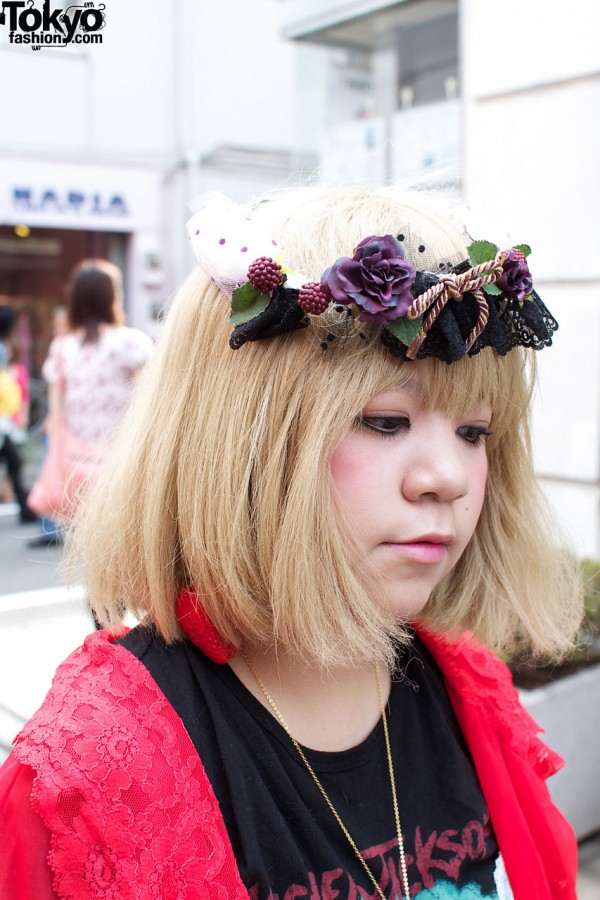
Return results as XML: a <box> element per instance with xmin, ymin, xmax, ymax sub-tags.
<box><xmin>581</xmin><ymin>558</ymin><xmax>600</xmax><ymax>627</ymax></box>
<box><xmin>385</xmin><ymin>314</ymin><xmax>423</xmax><ymax>346</ymax></box>
<box><xmin>230</xmin><ymin>283</ymin><xmax>270</xmax><ymax>325</ymax></box>
<box><xmin>508</xmin><ymin>558</ymin><xmax>600</xmax><ymax>687</ymax></box>
<box><xmin>467</xmin><ymin>241</ymin><xmax>498</xmax><ymax>266</ymax></box>
<box><xmin>482</xmin><ymin>283</ymin><xmax>502</xmax><ymax>296</ymax></box>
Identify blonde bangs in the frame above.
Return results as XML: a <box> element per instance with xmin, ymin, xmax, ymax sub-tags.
<box><xmin>418</xmin><ymin>350</ymin><xmax>533</xmax><ymax>446</ymax></box>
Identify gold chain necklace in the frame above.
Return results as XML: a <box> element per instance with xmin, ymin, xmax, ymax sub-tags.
<box><xmin>240</xmin><ymin>650</ymin><xmax>410</xmax><ymax>900</ymax></box>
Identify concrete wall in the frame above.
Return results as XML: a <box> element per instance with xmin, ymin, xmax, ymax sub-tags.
<box><xmin>461</xmin><ymin>0</ymin><xmax>600</xmax><ymax>557</ymax></box>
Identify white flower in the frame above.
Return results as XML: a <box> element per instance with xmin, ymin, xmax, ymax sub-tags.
<box><xmin>187</xmin><ymin>192</ymin><xmax>280</xmax><ymax>298</ymax></box>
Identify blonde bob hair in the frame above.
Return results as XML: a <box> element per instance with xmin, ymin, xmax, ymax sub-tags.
<box><xmin>76</xmin><ymin>187</ymin><xmax>582</xmax><ymax>669</ymax></box>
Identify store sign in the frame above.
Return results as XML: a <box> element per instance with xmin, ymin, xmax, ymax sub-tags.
<box><xmin>12</xmin><ymin>187</ymin><xmax>128</xmax><ymax>217</ymax></box>
<box><xmin>0</xmin><ymin>159</ymin><xmax>161</xmax><ymax>232</ymax></box>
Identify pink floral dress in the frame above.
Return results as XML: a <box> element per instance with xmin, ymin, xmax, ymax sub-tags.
<box><xmin>42</xmin><ymin>327</ymin><xmax>153</xmax><ymax>444</ymax></box>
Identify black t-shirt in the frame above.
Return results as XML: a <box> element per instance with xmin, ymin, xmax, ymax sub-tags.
<box><xmin>118</xmin><ymin>628</ymin><xmax>508</xmax><ymax>899</ymax></box>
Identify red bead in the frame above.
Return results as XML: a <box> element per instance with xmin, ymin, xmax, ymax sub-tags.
<box><xmin>298</xmin><ymin>282</ymin><xmax>329</xmax><ymax>315</ymax></box>
<box><xmin>247</xmin><ymin>257</ymin><xmax>282</xmax><ymax>294</ymax></box>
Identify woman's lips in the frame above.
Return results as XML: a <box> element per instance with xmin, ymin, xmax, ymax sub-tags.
<box><xmin>380</xmin><ymin>536</ymin><xmax>452</xmax><ymax>564</ymax></box>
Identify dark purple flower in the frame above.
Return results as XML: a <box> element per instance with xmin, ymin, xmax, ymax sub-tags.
<box><xmin>497</xmin><ymin>249</ymin><xmax>533</xmax><ymax>301</ymax></box>
<box><xmin>321</xmin><ymin>235</ymin><xmax>417</xmax><ymax>324</ymax></box>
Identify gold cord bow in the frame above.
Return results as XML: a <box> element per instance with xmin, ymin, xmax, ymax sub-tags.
<box><xmin>404</xmin><ymin>257</ymin><xmax>504</xmax><ymax>359</ymax></box>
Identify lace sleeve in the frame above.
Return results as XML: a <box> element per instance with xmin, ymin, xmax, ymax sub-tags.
<box><xmin>0</xmin><ymin>754</ymin><xmax>58</xmax><ymax>899</ymax></box>
<box><xmin>418</xmin><ymin>627</ymin><xmax>564</xmax><ymax>779</ymax></box>
<box><xmin>12</xmin><ymin>630</ymin><xmax>249</xmax><ymax>899</ymax></box>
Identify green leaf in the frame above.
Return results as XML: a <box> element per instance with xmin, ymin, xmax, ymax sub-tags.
<box><xmin>514</xmin><ymin>243</ymin><xmax>531</xmax><ymax>257</ymax></box>
<box><xmin>385</xmin><ymin>314</ymin><xmax>423</xmax><ymax>346</ymax></box>
<box><xmin>230</xmin><ymin>283</ymin><xmax>270</xmax><ymax>325</ymax></box>
<box><xmin>467</xmin><ymin>241</ymin><xmax>498</xmax><ymax>266</ymax></box>
<box><xmin>483</xmin><ymin>282</ymin><xmax>502</xmax><ymax>296</ymax></box>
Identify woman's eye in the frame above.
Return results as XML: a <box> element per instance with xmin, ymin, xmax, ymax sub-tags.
<box><xmin>458</xmin><ymin>425</ymin><xmax>492</xmax><ymax>446</ymax></box>
<box><xmin>357</xmin><ymin>416</ymin><xmax>410</xmax><ymax>437</ymax></box>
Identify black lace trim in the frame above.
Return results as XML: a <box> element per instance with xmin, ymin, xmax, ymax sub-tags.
<box><xmin>229</xmin><ymin>285</ymin><xmax>308</xmax><ymax>350</ymax></box>
<box><xmin>228</xmin><ymin>263</ymin><xmax>558</xmax><ymax>363</ymax></box>
<box><xmin>380</xmin><ymin>289</ymin><xmax>557</xmax><ymax>363</ymax></box>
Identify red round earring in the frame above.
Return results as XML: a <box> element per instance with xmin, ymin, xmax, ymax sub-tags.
<box><xmin>176</xmin><ymin>587</ymin><xmax>237</xmax><ymax>664</ymax></box>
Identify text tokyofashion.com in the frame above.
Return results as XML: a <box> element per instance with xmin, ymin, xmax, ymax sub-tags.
<box><xmin>7</xmin><ymin>31</ymin><xmax>102</xmax><ymax>45</ymax></box>
<box><xmin>0</xmin><ymin>0</ymin><xmax>106</xmax><ymax>48</ymax></box>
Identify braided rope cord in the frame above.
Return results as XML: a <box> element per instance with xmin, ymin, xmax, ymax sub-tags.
<box><xmin>405</xmin><ymin>257</ymin><xmax>503</xmax><ymax>360</ymax></box>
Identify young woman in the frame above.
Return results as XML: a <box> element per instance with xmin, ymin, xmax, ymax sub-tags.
<box><xmin>27</xmin><ymin>259</ymin><xmax>153</xmax><ymax>533</ymax></box>
<box><xmin>0</xmin><ymin>188</ymin><xmax>581</xmax><ymax>899</ymax></box>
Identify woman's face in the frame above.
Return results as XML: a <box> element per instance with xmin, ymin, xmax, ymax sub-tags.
<box><xmin>329</xmin><ymin>370</ymin><xmax>491</xmax><ymax>620</ymax></box>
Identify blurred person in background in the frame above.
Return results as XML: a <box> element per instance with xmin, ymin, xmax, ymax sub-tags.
<box><xmin>0</xmin><ymin>305</ymin><xmax>36</xmax><ymax>524</ymax></box>
<box><xmin>31</xmin><ymin>305</ymin><xmax>69</xmax><ymax>544</ymax></box>
<box><xmin>8</xmin><ymin>342</ymin><xmax>30</xmax><ymax>440</ymax></box>
<box><xmin>27</xmin><ymin>260</ymin><xmax>153</xmax><ymax>546</ymax></box>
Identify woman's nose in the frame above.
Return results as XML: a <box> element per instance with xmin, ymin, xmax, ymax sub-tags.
<box><xmin>400</xmin><ymin>426</ymin><xmax>470</xmax><ymax>503</ymax></box>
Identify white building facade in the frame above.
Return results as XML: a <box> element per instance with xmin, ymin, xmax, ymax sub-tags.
<box><xmin>279</xmin><ymin>0</ymin><xmax>600</xmax><ymax>557</ymax></box>
<box><xmin>0</xmin><ymin>0</ymin><xmax>300</xmax><ymax>367</ymax></box>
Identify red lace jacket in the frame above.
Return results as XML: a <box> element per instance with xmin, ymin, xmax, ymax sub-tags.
<box><xmin>0</xmin><ymin>628</ymin><xmax>577</xmax><ymax>899</ymax></box>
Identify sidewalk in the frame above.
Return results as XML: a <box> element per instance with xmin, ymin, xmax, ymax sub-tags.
<box><xmin>0</xmin><ymin>583</ymin><xmax>93</xmax><ymax>758</ymax></box>
<box><xmin>0</xmin><ymin>503</ymin><xmax>599</xmax><ymax>896</ymax></box>
<box><xmin>0</xmin><ymin>502</ymin><xmax>94</xmax><ymax>759</ymax></box>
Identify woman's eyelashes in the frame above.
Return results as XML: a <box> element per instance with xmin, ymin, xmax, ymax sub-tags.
<box><xmin>457</xmin><ymin>425</ymin><xmax>492</xmax><ymax>447</ymax></box>
<box><xmin>356</xmin><ymin>416</ymin><xmax>410</xmax><ymax>437</ymax></box>
<box><xmin>355</xmin><ymin>416</ymin><xmax>492</xmax><ymax>445</ymax></box>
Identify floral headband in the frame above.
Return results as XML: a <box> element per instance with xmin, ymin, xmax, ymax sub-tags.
<box><xmin>187</xmin><ymin>192</ymin><xmax>557</xmax><ymax>363</ymax></box>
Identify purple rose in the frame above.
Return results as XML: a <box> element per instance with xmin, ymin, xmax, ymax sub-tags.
<box><xmin>321</xmin><ymin>235</ymin><xmax>417</xmax><ymax>324</ymax></box>
<box><xmin>497</xmin><ymin>249</ymin><xmax>533</xmax><ymax>301</ymax></box>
